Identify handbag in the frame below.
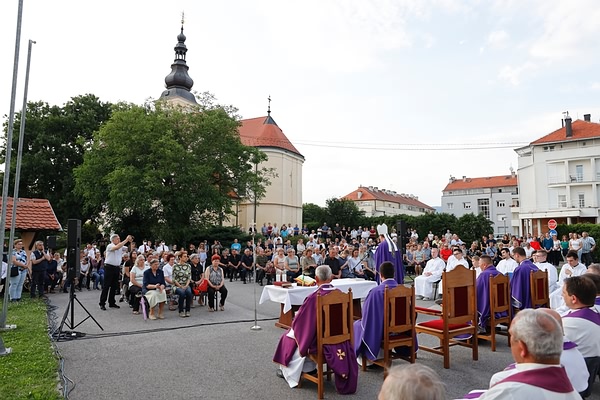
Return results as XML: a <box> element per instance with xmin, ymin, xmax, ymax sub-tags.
<box><xmin>10</xmin><ymin>266</ymin><xmax>19</xmax><ymax>277</ymax></box>
<box><xmin>193</xmin><ymin>279</ymin><xmax>208</xmax><ymax>295</ymax></box>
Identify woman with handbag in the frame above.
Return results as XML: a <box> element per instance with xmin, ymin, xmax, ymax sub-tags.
<box><xmin>190</xmin><ymin>254</ymin><xmax>207</xmax><ymax>306</ymax></box>
<box><xmin>9</xmin><ymin>238</ymin><xmax>29</xmax><ymax>302</ymax></box>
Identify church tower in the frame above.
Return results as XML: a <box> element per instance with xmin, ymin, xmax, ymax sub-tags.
<box><xmin>159</xmin><ymin>17</ymin><xmax>197</xmax><ymax>106</ymax></box>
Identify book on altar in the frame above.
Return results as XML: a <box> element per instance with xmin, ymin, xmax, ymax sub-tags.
<box><xmin>294</xmin><ymin>275</ymin><xmax>316</xmax><ymax>286</ymax></box>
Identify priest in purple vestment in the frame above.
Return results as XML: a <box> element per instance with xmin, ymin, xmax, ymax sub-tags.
<box><xmin>273</xmin><ymin>265</ymin><xmax>358</xmax><ymax>394</ymax></box>
<box><xmin>373</xmin><ymin>223</ymin><xmax>404</xmax><ymax>285</ymax></box>
<box><xmin>510</xmin><ymin>247</ymin><xmax>539</xmax><ymax>311</ymax></box>
<box><xmin>476</xmin><ymin>255</ymin><xmax>504</xmax><ymax>332</ymax></box>
<box><xmin>354</xmin><ymin>261</ymin><xmax>397</xmax><ymax>360</ymax></box>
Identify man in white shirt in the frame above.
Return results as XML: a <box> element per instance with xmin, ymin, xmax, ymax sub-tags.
<box><xmin>155</xmin><ymin>241</ymin><xmax>169</xmax><ymax>253</ymax></box>
<box><xmin>495</xmin><ymin>248</ymin><xmax>518</xmax><ymax>275</ymax></box>
<box><xmin>551</xmin><ymin>251</ymin><xmax>587</xmax><ymax>310</ymax></box>
<box><xmin>414</xmin><ymin>248</ymin><xmax>445</xmax><ymax>301</ymax></box>
<box><xmin>100</xmin><ymin>233</ymin><xmax>133</xmax><ymax>311</ymax></box>
<box><xmin>478</xmin><ymin>309</ymin><xmax>580</xmax><ymax>399</ymax></box>
<box><xmin>534</xmin><ymin>249</ymin><xmax>559</xmax><ymax>293</ymax></box>
<box><xmin>138</xmin><ymin>240</ymin><xmax>151</xmax><ymax>255</ymax></box>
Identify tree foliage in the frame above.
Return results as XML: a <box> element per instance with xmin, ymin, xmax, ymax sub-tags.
<box><xmin>74</xmin><ymin>100</ymin><xmax>271</xmax><ymax>243</ymax></box>
<box><xmin>302</xmin><ymin>203</ymin><xmax>328</xmax><ymax>230</ymax></box>
<box><xmin>454</xmin><ymin>213</ymin><xmax>494</xmax><ymax>244</ymax></box>
<box><xmin>0</xmin><ymin>94</ymin><xmax>113</xmax><ymax>224</ymax></box>
<box><xmin>325</xmin><ymin>198</ymin><xmax>365</xmax><ymax>228</ymax></box>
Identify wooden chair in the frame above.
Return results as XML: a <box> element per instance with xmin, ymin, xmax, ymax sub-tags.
<box><xmin>362</xmin><ymin>285</ymin><xmax>416</xmax><ymax>377</ymax></box>
<box><xmin>415</xmin><ymin>266</ymin><xmax>478</xmax><ymax>369</ymax></box>
<box><xmin>530</xmin><ymin>269</ymin><xmax>549</xmax><ymax>309</ymax></box>
<box><xmin>478</xmin><ymin>273</ymin><xmax>512</xmax><ymax>351</ymax></box>
<box><xmin>299</xmin><ymin>288</ymin><xmax>354</xmax><ymax>399</ymax></box>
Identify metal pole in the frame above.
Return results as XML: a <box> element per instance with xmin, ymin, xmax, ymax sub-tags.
<box><xmin>250</xmin><ymin>221</ymin><xmax>261</xmax><ymax>331</ymax></box>
<box><xmin>0</xmin><ymin>0</ymin><xmax>25</xmax><ymax>332</ymax></box>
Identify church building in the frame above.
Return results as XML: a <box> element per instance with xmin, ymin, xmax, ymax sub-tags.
<box><xmin>158</xmin><ymin>23</ymin><xmax>304</xmax><ymax>229</ymax></box>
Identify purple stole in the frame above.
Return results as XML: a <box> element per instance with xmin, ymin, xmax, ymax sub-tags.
<box><xmin>563</xmin><ymin>341</ymin><xmax>577</xmax><ymax>350</ymax></box>
<box><xmin>510</xmin><ymin>260</ymin><xmax>538</xmax><ymax>310</ymax></box>
<box><xmin>323</xmin><ymin>341</ymin><xmax>358</xmax><ymax>394</ymax></box>
<box><xmin>595</xmin><ymin>296</ymin><xmax>600</xmax><ymax>306</ymax></box>
<box><xmin>373</xmin><ymin>239</ymin><xmax>405</xmax><ymax>284</ymax></box>
<box><xmin>495</xmin><ymin>366</ymin><xmax>574</xmax><ymax>393</ymax></box>
<box><xmin>563</xmin><ymin>307</ymin><xmax>600</xmax><ymax>326</ymax></box>
<box><xmin>476</xmin><ymin>266</ymin><xmax>501</xmax><ymax>329</ymax></box>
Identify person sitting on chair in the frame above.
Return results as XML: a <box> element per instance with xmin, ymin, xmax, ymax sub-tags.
<box><xmin>477</xmin><ymin>308</ymin><xmax>580</xmax><ymax>399</ymax></box>
<box><xmin>273</xmin><ymin>265</ymin><xmax>358</xmax><ymax>394</ymax></box>
<box><xmin>129</xmin><ymin>255</ymin><xmax>148</xmax><ymax>315</ymax></box>
<box><xmin>205</xmin><ymin>254</ymin><xmax>228</xmax><ymax>312</ymax></box>
<box><xmin>172</xmin><ymin>251</ymin><xmax>193</xmax><ymax>318</ymax></box>
<box><xmin>354</xmin><ymin>261</ymin><xmax>412</xmax><ymax>363</ymax></box>
<box><xmin>142</xmin><ymin>259</ymin><xmax>167</xmax><ymax>320</ymax></box>
<box><xmin>510</xmin><ymin>247</ymin><xmax>539</xmax><ymax>312</ymax></box>
<box><xmin>414</xmin><ymin>248</ymin><xmax>445</xmax><ymax>301</ymax></box>
<box><xmin>476</xmin><ymin>255</ymin><xmax>504</xmax><ymax>334</ymax></box>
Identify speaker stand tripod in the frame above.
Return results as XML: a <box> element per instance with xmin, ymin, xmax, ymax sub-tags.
<box><xmin>53</xmin><ymin>282</ymin><xmax>103</xmax><ymax>341</ymax></box>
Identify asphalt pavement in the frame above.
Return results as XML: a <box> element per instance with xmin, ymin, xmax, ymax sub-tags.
<box><xmin>47</xmin><ymin>279</ymin><xmax>600</xmax><ymax>399</ymax></box>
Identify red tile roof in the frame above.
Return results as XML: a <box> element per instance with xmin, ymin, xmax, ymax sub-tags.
<box><xmin>443</xmin><ymin>175</ymin><xmax>518</xmax><ymax>191</ymax></box>
<box><xmin>342</xmin><ymin>186</ymin><xmax>435</xmax><ymax>211</ymax></box>
<box><xmin>531</xmin><ymin>119</ymin><xmax>600</xmax><ymax>145</ymax></box>
<box><xmin>0</xmin><ymin>198</ymin><xmax>62</xmax><ymax>231</ymax></box>
<box><xmin>239</xmin><ymin>116</ymin><xmax>303</xmax><ymax>158</ymax></box>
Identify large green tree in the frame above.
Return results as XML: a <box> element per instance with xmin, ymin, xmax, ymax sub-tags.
<box><xmin>454</xmin><ymin>213</ymin><xmax>494</xmax><ymax>244</ymax></box>
<box><xmin>324</xmin><ymin>197</ymin><xmax>365</xmax><ymax>229</ymax></box>
<box><xmin>74</xmin><ymin>100</ymin><xmax>271</xmax><ymax>243</ymax></box>
<box><xmin>1</xmin><ymin>94</ymin><xmax>113</xmax><ymax>224</ymax></box>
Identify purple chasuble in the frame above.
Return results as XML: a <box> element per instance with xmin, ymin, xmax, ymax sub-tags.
<box><xmin>476</xmin><ymin>266</ymin><xmax>503</xmax><ymax>329</ymax></box>
<box><xmin>510</xmin><ymin>260</ymin><xmax>538</xmax><ymax>310</ymax></box>
<box><xmin>495</xmin><ymin>366</ymin><xmax>575</xmax><ymax>393</ymax></box>
<box><xmin>373</xmin><ymin>238</ymin><xmax>404</xmax><ymax>284</ymax></box>
<box><xmin>273</xmin><ymin>284</ymin><xmax>336</xmax><ymax>366</ymax></box>
<box><xmin>595</xmin><ymin>296</ymin><xmax>600</xmax><ymax>306</ymax></box>
<box><xmin>323</xmin><ymin>341</ymin><xmax>358</xmax><ymax>394</ymax></box>
<box><xmin>354</xmin><ymin>280</ymin><xmax>397</xmax><ymax>359</ymax></box>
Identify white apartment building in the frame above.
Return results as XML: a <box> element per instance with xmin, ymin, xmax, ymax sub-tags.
<box><xmin>441</xmin><ymin>173</ymin><xmax>519</xmax><ymax>236</ymax></box>
<box><xmin>514</xmin><ymin>114</ymin><xmax>600</xmax><ymax>236</ymax></box>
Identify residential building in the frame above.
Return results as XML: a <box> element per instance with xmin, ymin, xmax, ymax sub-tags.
<box><xmin>514</xmin><ymin>114</ymin><xmax>600</xmax><ymax>236</ymax></box>
<box><xmin>342</xmin><ymin>186</ymin><xmax>435</xmax><ymax>217</ymax></box>
<box><xmin>441</xmin><ymin>173</ymin><xmax>519</xmax><ymax>236</ymax></box>
<box><xmin>158</xmin><ymin>24</ymin><xmax>304</xmax><ymax>229</ymax></box>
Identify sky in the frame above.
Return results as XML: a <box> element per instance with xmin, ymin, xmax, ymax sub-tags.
<box><xmin>2</xmin><ymin>0</ymin><xmax>600</xmax><ymax>209</ymax></box>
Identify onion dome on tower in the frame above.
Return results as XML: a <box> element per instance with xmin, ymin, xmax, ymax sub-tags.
<box><xmin>159</xmin><ymin>17</ymin><xmax>197</xmax><ymax>105</ymax></box>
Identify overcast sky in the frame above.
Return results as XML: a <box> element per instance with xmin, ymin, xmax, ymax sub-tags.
<box><xmin>2</xmin><ymin>0</ymin><xmax>600</xmax><ymax>208</ymax></box>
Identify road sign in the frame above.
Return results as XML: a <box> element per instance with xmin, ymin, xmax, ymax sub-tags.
<box><xmin>548</xmin><ymin>219</ymin><xmax>557</xmax><ymax>230</ymax></box>
<box><xmin>549</xmin><ymin>229</ymin><xmax>557</xmax><ymax>237</ymax></box>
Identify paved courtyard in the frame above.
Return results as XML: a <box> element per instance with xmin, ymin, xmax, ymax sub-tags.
<box><xmin>48</xmin><ymin>280</ymin><xmax>599</xmax><ymax>399</ymax></box>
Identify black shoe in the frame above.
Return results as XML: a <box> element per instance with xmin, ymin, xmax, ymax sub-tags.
<box><xmin>100</xmin><ymin>305</ymin><xmax>107</xmax><ymax>310</ymax></box>
<box><xmin>109</xmin><ymin>304</ymin><xmax>120</xmax><ymax>309</ymax></box>
<box><xmin>243</xmin><ymin>281</ymin><xmax>247</xmax><ymax>284</ymax></box>
<box><xmin>276</xmin><ymin>369</ymin><xmax>284</xmax><ymax>379</ymax></box>
<box><xmin>367</xmin><ymin>364</ymin><xmax>383</xmax><ymax>370</ymax></box>
<box><xmin>119</xmin><ymin>297</ymin><xmax>124</xmax><ymax>303</ymax></box>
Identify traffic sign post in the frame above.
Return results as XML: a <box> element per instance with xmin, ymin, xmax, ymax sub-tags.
<box><xmin>548</xmin><ymin>219</ymin><xmax>557</xmax><ymax>230</ymax></box>
<box><xmin>549</xmin><ymin>229</ymin><xmax>558</xmax><ymax>237</ymax></box>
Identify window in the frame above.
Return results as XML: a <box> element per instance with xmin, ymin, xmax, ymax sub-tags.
<box><xmin>496</xmin><ymin>200</ymin><xmax>506</xmax><ymax>208</ymax></box>
<box><xmin>463</xmin><ymin>202</ymin><xmax>471</xmax><ymax>209</ymax></box>
<box><xmin>576</xmin><ymin>165</ymin><xmax>583</xmax><ymax>182</ymax></box>
<box><xmin>579</xmin><ymin>193</ymin><xmax>585</xmax><ymax>208</ymax></box>
<box><xmin>558</xmin><ymin>195</ymin><xmax>567</xmax><ymax>208</ymax></box>
<box><xmin>447</xmin><ymin>203</ymin><xmax>454</xmax><ymax>210</ymax></box>
<box><xmin>478</xmin><ymin>198</ymin><xmax>490</xmax><ymax>219</ymax></box>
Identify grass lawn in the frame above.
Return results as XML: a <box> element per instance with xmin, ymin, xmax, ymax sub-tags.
<box><xmin>0</xmin><ymin>298</ymin><xmax>61</xmax><ymax>400</ymax></box>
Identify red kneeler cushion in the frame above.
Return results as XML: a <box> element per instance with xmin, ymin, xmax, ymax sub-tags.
<box><xmin>418</xmin><ymin>319</ymin><xmax>470</xmax><ymax>331</ymax></box>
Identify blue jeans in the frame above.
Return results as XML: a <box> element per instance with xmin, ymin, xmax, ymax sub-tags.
<box><xmin>175</xmin><ymin>286</ymin><xmax>192</xmax><ymax>312</ymax></box>
<box><xmin>9</xmin><ymin>268</ymin><xmax>27</xmax><ymax>300</ymax></box>
<box><xmin>92</xmin><ymin>272</ymin><xmax>104</xmax><ymax>289</ymax></box>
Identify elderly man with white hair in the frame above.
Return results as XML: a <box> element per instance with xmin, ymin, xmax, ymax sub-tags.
<box><xmin>478</xmin><ymin>309</ymin><xmax>580</xmax><ymax>399</ymax></box>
